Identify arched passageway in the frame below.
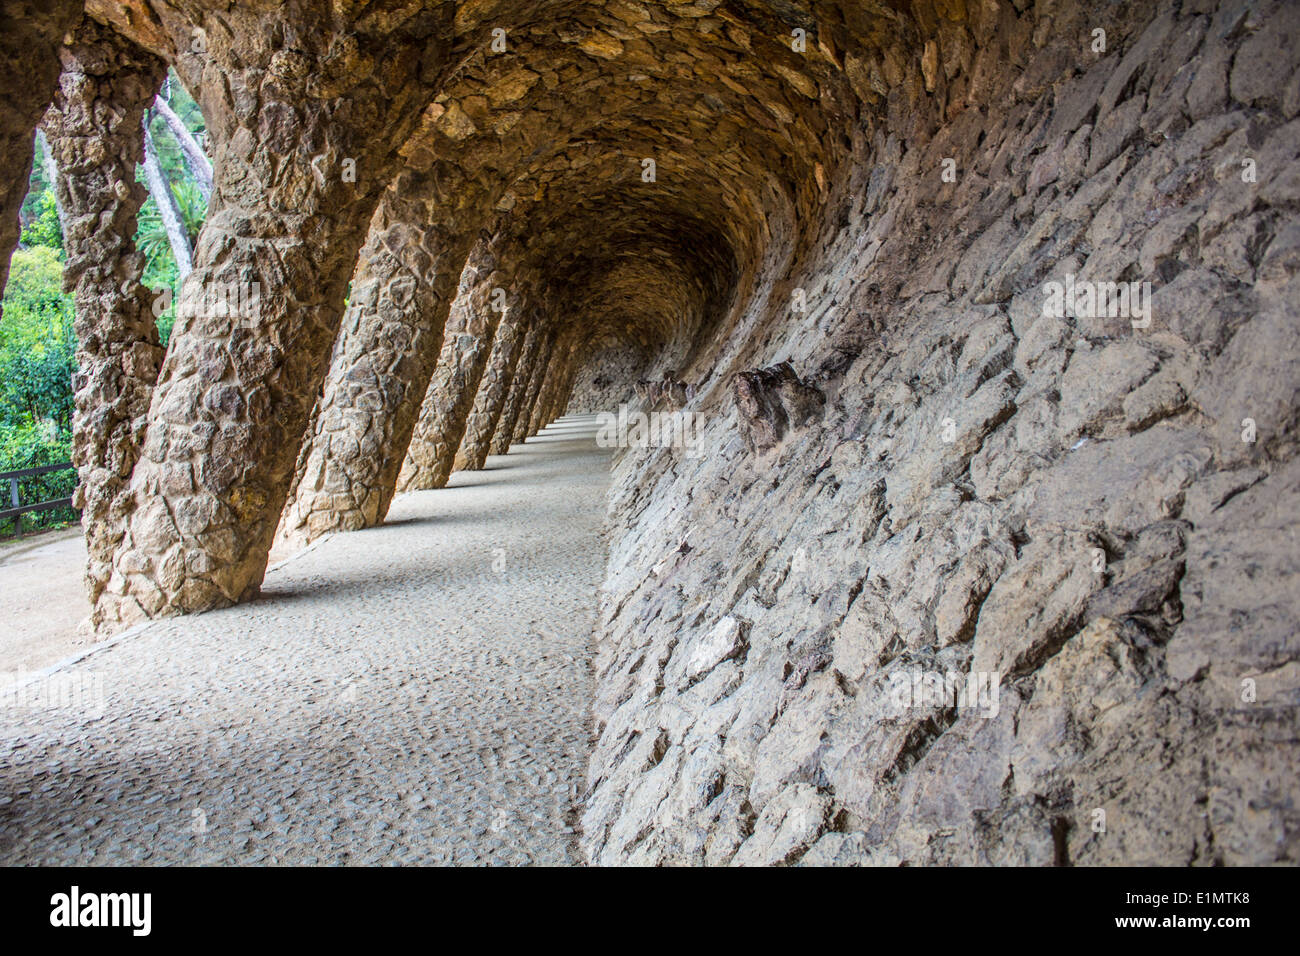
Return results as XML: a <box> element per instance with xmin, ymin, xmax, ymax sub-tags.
<box><xmin>1</xmin><ymin>0</ymin><xmax>1298</xmax><ymax>866</ymax></box>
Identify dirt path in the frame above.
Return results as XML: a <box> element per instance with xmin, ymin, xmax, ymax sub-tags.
<box><xmin>0</xmin><ymin>415</ymin><xmax>610</xmax><ymax>865</ymax></box>
<box><xmin>0</xmin><ymin>527</ymin><xmax>92</xmax><ymax>672</ymax></box>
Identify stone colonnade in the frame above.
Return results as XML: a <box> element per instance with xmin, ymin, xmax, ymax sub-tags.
<box><xmin>8</xmin><ymin>0</ymin><xmax>915</xmax><ymax>631</ymax></box>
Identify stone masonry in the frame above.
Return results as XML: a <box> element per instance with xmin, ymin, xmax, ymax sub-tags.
<box><xmin>2</xmin><ymin>0</ymin><xmax>1297</xmax><ymax>866</ymax></box>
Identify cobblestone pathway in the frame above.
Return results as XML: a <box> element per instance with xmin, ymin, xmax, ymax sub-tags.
<box><xmin>0</xmin><ymin>415</ymin><xmax>610</xmax><ymax>865</ymax></box>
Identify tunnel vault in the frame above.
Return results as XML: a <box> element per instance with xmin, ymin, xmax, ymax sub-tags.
<box><xmin>7</xmin><ymin>0</ymin><xmax>859</xmax><ymax>625</ymax></box>
<box><xmin>4</xmin><ymin>0</ymin><xmax>1299</xmax><ymax>865</ymax></box>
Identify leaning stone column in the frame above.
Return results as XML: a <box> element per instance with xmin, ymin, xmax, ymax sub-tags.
<box><xmin>0</xmin><ymin>0</ymin><xmax>83</xmax><ymax>319</ymax></box>
<box><xmin>528</xmin><ymin>334</ymin><xmax>576</xmax><ymax>436</ymax></box>
<box><xmin>276</xmin><ymin>174</ymin><xmax>481</xmax><ymax>548</ymax></box>
<box><xmin>103</xmin><ymin>9</ymin><xmax>451</xmax><ymax>629</ymax></box>
<box><xmin>489</xmin><ymin>321</ymin><xmax>543</xmax><ymax>456</ymax></box>
<box><xmin>41</xmin><ymin>21</ymin><xmax>167</xmax><ymax>630</ymax></box>
<box><xmin>545</xmin><ymin>351</ymin><xmax>582</xmax><ymax>424</ymax></box>
<box><xmin>513</xmin><ymin>330</ymin><xmax>557</xmax><ymax>444</ymax></box>
<box><xmin>395</xmin><ymin>244</ymin><xmax>508</xmax><ymax>492</ymax></box>
<box><xmin>453</xmin><ymin>305</ymin><xmax>528</xmax><ymax>472</ymax></box>
<box><xmin>544</xmin><ymin>343</ymin><xmax>583</xmax><ymax>425</ymax></box>
<box><xmin>527</xmin><ymin>355</ymin><xmax>562</xmax><ymax>437</ymax></box>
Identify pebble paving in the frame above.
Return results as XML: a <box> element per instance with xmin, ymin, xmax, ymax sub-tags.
<box><xmin>0</xmin><ymin>415</ymin><xmax>611</xmax><ymax>865</ymax></box>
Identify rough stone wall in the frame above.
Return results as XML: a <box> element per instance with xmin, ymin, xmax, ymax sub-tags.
<box><xmin>4</xmin><ymin>0</ymin><xmax>1296</xmax><ymax>866</ymax></box>
<box><xmin>277</xmin><ymin>161</ymin><xmax>496</xmax><ymax>550</ymax></box>
<box><xmin>272</xmin><ymin>3</ymin><xmax>772</xmax><ymax>535</ymax></box>
<box><xmin>584</xmin><ymin>0</ymin><xmax>1300</xmax><ymax>866</ymax></box>
<box><xmin>543</xmin><ymin>357</ymin><xmax>580</xmax><ymax>426</ymax></box>
<box><xmin>567</xmin><ymin>345</ymin><xmax>653</xmax><ymax>414</ymax></box>
<box><xmin>9</xmin><ymin>0</ymin><xmax>842</xmax><ymax>629</ymax></box>
<box><xmin>41</xmin><ymin>20</ymin><xmax>167</xmax><ymax>631</ymax></box>
<box><xmin>512</xmin><ymin>330</ymin><xmax>556</xmax><ymax>444</ymax></box>
<box><xmin>0</xmin><ymin>0</ymin><xmax>83</xmax><ymax>319</ymax></box>
<box><xmin>490</xmin><ymin>322</ymin><xmax>544</xmax><ymax>456</ymax></box>
<box><xmin>528</xmin><ymin>333</ymin><xmax>575</xmax><ymax>436</ymax></box>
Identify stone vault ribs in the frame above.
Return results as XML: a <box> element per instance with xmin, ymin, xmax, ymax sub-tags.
<box><xmin>0</xmin><ymin>0</ymin><xmax>1296</xmax><ymax>866</ymax></box>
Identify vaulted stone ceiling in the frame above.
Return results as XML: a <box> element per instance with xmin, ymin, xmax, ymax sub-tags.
<box><xmin>10</xmin><ymin>0</ymin><xmax>941</xmax><ymax>626</ymax></box>
<box><xmin>82</xmin><ymin>0</ymin><xmax>873</xmax><ymax>370</ymax></box>
<box><xmin>6</xmin><ymin>0</ymin><xmax>1300</xmax><ymax>868</ymax></box>
<box><xmin>0</xmin><ymin>0</ymin><xmax>1151</xmax><ymax>627</ymax></box>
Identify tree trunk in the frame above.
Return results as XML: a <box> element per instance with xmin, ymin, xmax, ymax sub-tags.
<box><xmin>140</xmin><ymin>119</ymin><xmax>192</xmax><ymax>278</ymax></box>
<box><xmin>152</xmin><ymin>95</ymin><xmax>212</xmax><ymax>202</ymax></box>
<box><xmin>34</xmin><ymin>129</ymin><xmax>67</xmax><ymax>237</ymax></box>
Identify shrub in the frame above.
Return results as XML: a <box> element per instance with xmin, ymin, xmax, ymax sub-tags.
<box><xmin>0</xmin><ymin>247</ymin><xmax>78</xmax><ymax>538</ymax></box>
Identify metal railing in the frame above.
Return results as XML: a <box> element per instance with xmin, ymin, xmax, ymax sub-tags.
<box><xmin>0</xmin><ymin>461</ymin><xmax>76</xmax><ymax>538</ymax></box>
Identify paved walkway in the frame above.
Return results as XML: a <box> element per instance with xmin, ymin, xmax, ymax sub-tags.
<box><xmin>0</xmin><ymin>528</ymin><xmax>92</xmax><ymax>672</ymax></box>
<box><xmin>0</xmin><ymin>415</ymin><xmax>610</xmax><ymax>865</ymax></box>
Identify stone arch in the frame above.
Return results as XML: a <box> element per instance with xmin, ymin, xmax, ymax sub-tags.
<box><xmin>80</xmin><ymin>1</ymin><xmax>459</xmax><ymax>628</ymax></box>
<box><xmin>0</xmin><ymin>0</ymin><xmax>1191</xmax><ymax>635</ymax></box>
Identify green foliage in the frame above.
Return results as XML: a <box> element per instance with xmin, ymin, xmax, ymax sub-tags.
<box><xmin>1</xmin><ymin>245</ymin><xmax>65</xmax><ymax>313</ymax></box>
<box><xmin>141</xmin><ymin>246</ymin><xmax>180</xmax><ymax>345</ymax></box>
<box><xmin>0</xmin><ymin>248</ymin><xmax>77</xmax><ymax>536</ymax></box>
<box><xmin>0</xmin><ymin>422</ymin><xmax>77</xmax><ymax>537</ymax></box>
<box><xmin>134</xmin><ymin>173</ymin><xmax>203</xmax><ymax>346</ymax></box>
<box><xmin>136</xmin><ymin>177</ymin><xmax>207</xmax><ymax>258</ymax></box>
<box><xmin>20</xmin><ymin>188</ymin><xmax>63</xmax><ymax>250</ymax></box>
<box><xmin>19</xmin><ymin>135</ymin><xmax>53</xmax><ymax>223</ymax></box>
<box><xmin>0</xmin><ymin>67</ymin><xmax>211</xmax><ymax>537</ymax></box>
<box><xmin>0</xmin><ymin>247</ymin><xmax>76</xmax><ymax>431</ymax></box>
<box><xmin>135</xmin><ymin>74</ymin><xmax>210</xmax><ymax>347</ymax></box>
